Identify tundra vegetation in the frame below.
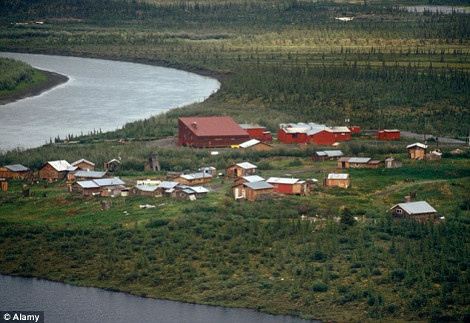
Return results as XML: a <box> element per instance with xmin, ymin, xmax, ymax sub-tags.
<box><xmin>0</xmin><ymin>0</ymin><xmax>469</xmax><ymax>321</ymax></box>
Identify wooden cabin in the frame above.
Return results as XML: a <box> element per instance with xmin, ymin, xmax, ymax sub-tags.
<box><xmin>71</xmin><ymin>181</ymin><xmax>101</xmax><ymax>196</ymax></box>
<box><xmin>232</xmin><ymin>181</ymin><xmax>274</xmax><ymax>202</ymax></box>
<box><xmin>390</xmin><ymin>201</ymin><xmax>437</xmax><ymax>222</ymax></box>
<box><xmin>0</xmin><ymin>164</ymin><xmax>32</xmax><ymax>179</ymax></box>
<box><xmin>266</xmin><ymin>177</ymin><xmax>309</xmax><ymax>195</ymax></box>
<box><xmin>385</xmin><ymin>158</ymin><xmax>403</xmax><ymax>169</ymax></box>
<box><xmin>324</xmin><ymin>173</ymin><xmax>350</xmax><ymax>188</ymax></box>
<box><xmin>174</xmin><ymin>172</ymin><xmax>212</xmax><ymax>186</ymax></box>
<box><xmin>71</xmin><ymin>159</ymin><xmax>95</xmax><ymax>171</ymax></box>
<box><xmin>132</xmin><ymin>185</ymin><xmax>160</xmax><ymax>197</ymax></box>
<box><xmin>226</xmin><ymin>162</ymin><xmax>258</xmax><ymax>179</ymax></box>
<box><xmin>238</xmin><ymin>139</ymin><xmax>273</xmax><ymax>151</ymax></box>
<box><xmin>39</xmin><ymin>160</ymin><xmax>75</xmax><ymax>181</ymax></box>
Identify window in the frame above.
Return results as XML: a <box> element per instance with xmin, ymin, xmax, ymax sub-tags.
<box><xmin>396</xmin><ymin>209</ymin><xmax>402</xmax><ymax>214</ymax></box>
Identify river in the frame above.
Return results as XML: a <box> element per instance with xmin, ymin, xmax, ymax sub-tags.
<box><xmin>0</xmin><ymin>52</ymin><xmax>220</xmax><ymax>152</ymax></box>
<box><xmin>0</xmin><ymin>275</ymin><xmax>313</xmax><ymax>323</ymax></box>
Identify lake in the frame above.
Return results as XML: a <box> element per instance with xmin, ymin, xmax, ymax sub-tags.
<box><xmin>0</xmin><ymin>53</ymin><xmax>220</xmax><ymax>152</ymax></box>
<box><xmin>0</xmin><ymin>275</ymin><xmax>314</xmax><ymax>323</ymax></box>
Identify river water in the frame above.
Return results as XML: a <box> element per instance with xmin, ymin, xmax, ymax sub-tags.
<box><xmin>0</xmin><ymin>275</ymin><xmax>313</xmax><ymax>323</ymax></box>
<box><xmin>0</xmin><ymin>52</ymin><xmax>220</xmax><ymax>152</ymax></box>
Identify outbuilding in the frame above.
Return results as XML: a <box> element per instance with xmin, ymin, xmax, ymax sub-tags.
<box><xmin>71</xmin><ymin>159</ymin><xmax>95</xmax><ymax>171</ymax></box>
<box><xmin>232</xmin><ymin>181</ymin><xmax>274</xmax><ymax>202</ymax></box>
<box><xmin>0</xmin><ymin>164</ymin><xmax>32</xmax><ymax>179</ymax></box>
<box><xmin>39</xmin><ymin>160</ymin><xmax>76</xmax><ymax>181</ymax></box>
<box><xmin>266</xmin><ymin>177</ymin><xmax>308</xmax><ymax>195</ymax></box>
<box><xmin>226</xmin><ymin>162</ymin><xmax>258</xmax><ymax>179</ymax></box>
<box><xmin>238</xmin><ymin>139</ymin><xmax>273</xmax><ymax>151</ymax></box>
<box><xmin>175</xmin><ymin>172</ymin><xmax>212</xmax><ymax>186</ymax></box>
<box><xmin>239</xmin><ymin>124</ymin><xmax>272</xmax><ymax>143</ymax></box>
<box><xmin>406</xmin><ymin>143</ymin><xmax>428</xmax><ymax>159</ymax></box>
<box><xmin>390</xmin><ymin>201</ymin><xmax>437</xmax><ymax>222</ymax></box>
<box><xmin>324</xmin><ymin>173</ymin><xmax>350</xmax><ymax>188</ymax></box>
<box><xmin>376</xmin><ymin>129</ymin><xmax>401</xmax><ymax>141</ymax></box>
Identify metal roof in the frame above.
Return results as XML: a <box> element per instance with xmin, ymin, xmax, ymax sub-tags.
<box><xmin>93</xmin><ymin>177</ymin><xmax>125</xmax><ymax>186</ymax></box>
<box><xmin>242</xmin><ymin>175</ymin><xmax>265</xmax><ymax>182</ymax></box>
<box><xmin>189</xmin><ymin>186</ymin><xmax>209</xmax><ymax>193</ymax></box>
<box><xmin>244</xmin><ymin>181</ymin><xmax>274</xmax><ymax>190</ymax></box>
<box><xmin>5</xmin><ymin>164</ymin><xmax>29</xmax><ymax>172</ymax></box>
<box><xmin>239</xmin><ymin>123</ymin><xmax>265</xmax><ymax>130</ymax></box>
<box><xmin>393</xmin><ymin>201</ymin><xmax>437</xmax><ymax>215</ymax></box>
<box><xmin>46</xmin><ymin>160</ymin><xmax>74</xmax><ymax>172</ymax></box>
<box><xmin>324</xmin><ymin>150</ymin><xmax>343</xmax><ymax>157</ymax></box>
<box><xmin>406</xmin><ymin>143</ymin><xmax>428</xmax><ymax>149</ymax></box>
<box><xmin>327</xmin><ymin>126</ymin><xmax>351</xmax><ymax>133</ymax></box>
<box><xmin>181</xmin><ymin>172</ymin><xmax>212</xmax><ymax>180</ymax></box>
<box><xmin>74</xmin><ymin>170</ymin><xmax>107</xmax><ymax>178</ymax></box>
<box><xmin>267</xmin><ymin>177</ymin><xmax>299</xmax><ymax>185</ymax></box>
<box><xmin>239</xmin><ymin>139</ymin><xmax>261</xmax><ymax>148</ymax></box>
<box><xmin>158</xmin><ymin>181</ymin><xmax>179</xmax><ymax>189</ymax></box>
<box><xmin>77</xmin><ymin>180</ymin><xmax>99</xmax><ymax>189</ymax></box>
<box><xmin>236</xmin><ymin>162</ymin><xmax>257</xmax><ymax>169</ymax></box>
<box><xmin>179</xmin><ymin>117</ymin><xmax>249</xmax><ymax>137</ymax></box>
<box><xmin>71</xmin><ymin>159</ymin><xmax>95</xmax><ymax>166</ymax></box>
<box><xmin>348</xmin><ymin>157</ymin><xmax>371</xmax><ymax>163</ymax></box>
<box><xmin>327</xmin><ymin>173</ymin><xmax>349</xmax><ymax>180</ymax></box>
<box><xmin>315</xmin><ymin>151</ymin><xmax>327</xmax><ymax>156</ymax></box>
<box><xmin>135</xmin><ymin>185</ymin><xmax>158</xmax><ymax>192</ymax></box>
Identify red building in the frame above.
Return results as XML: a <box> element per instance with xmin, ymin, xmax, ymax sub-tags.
<box><xmin>239</xmin><ymin>124</ymin><xmax>272</xmax><ymax>143</ymax></box>
<box><xmin>277</xmin><ymin>123</ymin><xmax>350</xmax><ymax>145</ymax></box>
<box><xmin>266</xmin><ymin>177</ymin><xmax>309</xmax><ymax>195</ymax></box>
<box><xmin>178</xmin><ymin>117</ymin><xmax>250</xmax><ymax>148</ymax></box>
<box><xmin>376</xmin><ymin>129</ymin><xmax>400</xmax><ymax>140</ymax></box>
<box><xmin>348</xmin><ymin>126</ymin><xmax>361</xmax><ymax>134</ymax></box>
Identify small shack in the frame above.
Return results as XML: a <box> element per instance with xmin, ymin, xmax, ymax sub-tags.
<box><xmin>175</xmin><ymin>172</ymin><xmax>212</xmax><ymax>186</ymax></box>
<box><xmin>71</xmin><ymin>159</ymin><xmax>95</xmax><ymax>171</ymax></box>
<box><xmin>426</xmin><ymin>150</ymin><xmax>442</xmax><ymax>161</ymax></box>
<box><xmin>390</xmin><ymin>201</ymin><xmax>437</xmax><ymax>222</ymax></box>
<box><xmin>239</xmin><ymin>139</ymin><xmax>273</xmax><ymax>151</ymax></box>
<box><xmin>377</xmin><ymin>129</ymin><xmax>400</xmax><ymax>140</ymax></box>
<box><xmin>406</xmin><ymin>143</ymin><xmax>428</xmax><ymax>159</ymax></box>
<box><xmin>68</xmin><ymin>170</ymin><xmax>108</xmax><ymax>181</ymax></box>
<box><xmin>232</xmin><ymin>181</ymin><xmax>274</xmax><ymax>202</ymax></box>
<box><xmin>324</xmin><ymin>173</ymin><xmax>350</xmax><ymax>188</ymax></box>
<box><xmin>385</xmin><ymin>158</ymin><xmax>403</xmax><ymax>169</ymax></box>
<box><xmin>234</xmin><ymin>175</ymin><xmax>265</xmax><ymax>185</ymax></box>
<box><xmin>226</xmin><ymin>162</ymin><xmax>258</xmax><ymax>179</ymax></box>
<box><xmin>39</xmin><ymin>160</ymin><xmax>76</xmax><ymax>181</ymax></box>
<box><xmin>266</xmin><ymin>177</ymin><xmax>309</xmax><ymax>195</ymax></box>
<box><xmin>133</xmin><ymin>185</ymin><xmax>160</xmax><ymax>197</ymax></box>
<box><xmin>312</xmin><ymin>150</ymin><xmax>343</xmax><ymax>162</ymax></box>
<box><xmin>71</xmin><ymin>181</ymin><xmax>101</xmax><ymax>196</ymax></box>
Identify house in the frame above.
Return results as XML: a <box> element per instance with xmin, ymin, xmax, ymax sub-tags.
<box><xmin>132</xmin><ymin>185</ymin><xmax>160</xmax><ymax>197</ymax></box>
<box><xmin>68</xmin><ymin>170</ymin><xmax>108</xmax><ymax>181</ymax></box>
<box><xmin>348</xmin><ymin>126</ymin><xmax>361</xmax><ymax>134</ymax></box>
<box><xmin>266</xmin><ymin>177</ymin><xmax>309</xmax><ymax>195</ymax></box>
<box><xmin>71</xmin><ymin>181</ymin><xmax>101</xmax><ymax>196</ymax></box>
<box><xmin>312</xmin><ymin>150</ymin><xmax>343</xmax><ymax>161</ymax></box>
<box><xmin>238</xmin><ymin>139</ymin><xmax>273</xmax><ymax>151</ymax></box>
<box><xmin>232</xmin><ymin>181</ymin><xmax>274</xmax><ymax>202</ymax></box>
<box><xmin>71</xmin><ymin>159</ymin><xmax>95</xmax><ymax>171</ymax></box>
<box><xmin>234</xmin><ymin>175</ymin><xmax>265</xmax><ymax>185</ymax></box>
<box><xmin>39</xmin><ymin>160</ymin><xmax>76</xmax><ymax>180</ymax></box>
<box><xmin>0</xmin><ymin>164</ymin><xmax>32</xmax><ymax>179</ymax></box>
<box><xmin>376</xmin><ymin>129</ymin><xmax>401</xmax><ymax>141</ymax></box>
<box><xmin>226</xmin><ymin>162</ymin><xmax>258</xmax><ymax>179</ymax></box>
<box><xmin>174</xmin><ymin>172</ymin><xmax>212</xmax><ymax>186</ymax></box>
<box><xmin>239</xmin><ymin>124</ymin><xmax>272</xmax><ymax>143</ymax></box>
<box><xmin>93</xmin><ymin>177</ymin><xmax>126</xmax><ymax>197</ymax></box>
<box><xmin>178</xmin><ymin>116</ymin><xmax>250</xmax><ymax>148</ymax></box>
<box><xmin>406</xmin><ymin>143</ymin><xmax>428</xmax><ymax>159</ymax></box>
<box><xmin>385</xmin><ymin>157</ymin><xmax>403</xmax><ymax>169</ymax></box>
<box><xmin>198</xmin><ymin>167</ymin><xmax>216</xmax><ymax>176</ymax></box>
<box><xmin>136</xmin><ymin>179</ymin><xmax>161</xmax><ymax>186</ymax></box>
<box><xmin>324</xmin><ymin>173</ymin><xmax>350</xmax><ymax>188</ymax></box>
<box><xmin>337</xmin><ymin>157</ymin><xmax>383</xmax><ymax>169</ymax></box>
<box><xmin>390</xmin><ymin>201</ymin><xmax>437</xmax><ymax>222</ymax></box>
<box><xmin>277</xmin><ymin>123</ymin><xmax>351</xmax><ymax>145</ymax></box>
<box><xmin>156</xmin><ymin>181</ymin><xmax>180</xmax><ymax>196</ymax></box>
<box><xmin>175</xmin><ymin>185</ymin><xmax>209</xmax><ymax>200</ymax></box>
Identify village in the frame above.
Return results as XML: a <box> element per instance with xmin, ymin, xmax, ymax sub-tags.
<box><xmin>1</xmin><ymin>116</ymin><xmax>463</xmax><ymax>223</ymax></box>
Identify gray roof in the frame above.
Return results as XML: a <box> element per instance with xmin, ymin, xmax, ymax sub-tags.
<box><xmin>190</xmin><ymin>186</ymin><xmax>210</xmax><ymax>193</ymax></box>
<box><xmin>393</xmin><ymin>201</ymin><xmax>437</xmax><ymax>214</ymax></box>
<box><xmin>134</xmin><ymin>185</ymin><xmax>158</xmax><ymax>192</ymax></box>
<box><xmin>236</xmin><ymin>162</ymin><xmax>257</xmax><ymax>169</ymax></box>
<box><xmin>46</xmin><ymin>160</ymin><xmax>75</xmax><ymax>172</ymax></box>
<box><xmin>324</xmin><ymin>150</ymin><xmax>343</xmax><ymax>157</ymax></box>
<box><xmin>158</xmin><ymin>181</ymin><xmax>179</xmax><ymax>189</ymax></box>
<box><xmin>406</xmin><ymin>143</ymin><xmax>428</xmax><ymax>149</ymax></box>
<box><xmin>74</xmin><ymin>170</ymin><xmax>107</xmax><ymax>178</ymax></box>
<box><xmin>327</xmin><ymin>173</ymin><xmax>349</xmax><ymax>180</ymax></box>
<box><xmin>5</xmin><ymin>164</ymin><xmax>29</xmax><ymax>172</ymax></box>
<box><xmin>93</xmin><ymin>177</ymin><xmax>125</xmax><ymax>186</ymax></box>
<box><xmin>242</xmin><ymin>175</ymin><xmax>265</xmax><ymax>182</ymax></box>
<box><xmin>181</xmin><ymin>172</ymin><xmax>212</xmax><ymax>180</ymax></box>
<box><xmin>76</xmin><ymin>180</ymin><xmax>100</xmax><ymax>189</ymax></box>
<box><xmin>244</xmin><ymin>181</ymin><xmax>274</xmax><ymax>190</ymax></box>
<box><xmin>72</xmin><ymin>159</ymin><xmax>95</xmax><ymax>166</ymax></box>
<box><xmin>267</xmin><ymin>177</ymin><xmax>299</xmax><ymax>185</ymax></box>
<box><xmin>348</xmin><ymin>157</ymin><xmax>371</xmax><ymax>163</ymax></box>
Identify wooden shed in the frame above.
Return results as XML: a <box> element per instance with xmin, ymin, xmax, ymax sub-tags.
<box><xmin>377</xmin><ymin>129</ymin><xmax>401</xmax><ymax>140</ymax></box>
<box><xmin>226</xmin><ymin>162</ymin><xmax>258</xmax><ymax>179</ymax></box>
<box><xmin>232</xmin><ymin>181</ymin><xmax>274</xmax><ymax>202</ymax></box>
<box><xmin>324</xmin><ymin>173</ymin><xmax>350</xmax><ymax>188</ymax></box>
<box><xmin>266</xmin><ymin>177</ymin><xmax>309</xmax><ymax>195</ymax></box>
<box><xmin>71</xmin><ymin>181</ymin><xmax>101</xmax><ymax>196</ymax></box>
<box><xmin>174</xmin><ymin>172</ymin><xmax>212</xmax><ymax>186</ymax></box>
<box><xmin>39</xmin><ymin>160</ymin><xmax>75</xmax><ymax>181</ymax></box>
<box><xmin>406</xmin><ymin>143</ymin><xmax>428</xmax><ymax>159</ymax></box>
<box><xmin>0</xmin><ymin>164</ymin><xmax>32</xmax><ymax>179</ymax></box>
<box><xmin>239</xmin><ymin>139</ymin><xmax>273</xmax><ymax>151</ymax></box>
<box><xmin>132</xmin><ymin>185</ymin><xmax>160</xmax><ymax>197</ymax></box>
<box><xmin>71</xmin><ymin>159</ymin><xmax>95</xmax><ymax>171</ymax></box>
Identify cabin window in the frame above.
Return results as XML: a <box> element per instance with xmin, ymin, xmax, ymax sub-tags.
<box><xmin>292</xmin><ymin>133</ymin><xmax>298</xmax><ymax>138</ymax></box>
<box><xmin>396</xmin><ymin>209</ymin><xmax>402</xmax><ymax>214</ymax></box>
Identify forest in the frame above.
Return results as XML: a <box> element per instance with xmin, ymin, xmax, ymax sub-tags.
<box><xmin>0</xmin><ymin>0</ymin><xmax>469</xmax><ymax>321</ymax></box>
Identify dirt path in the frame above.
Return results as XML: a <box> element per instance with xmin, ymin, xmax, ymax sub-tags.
<box><xmin>374</xmin><ymin>179</ymin><xmax>447</xmax><ymax>197</ymax></box>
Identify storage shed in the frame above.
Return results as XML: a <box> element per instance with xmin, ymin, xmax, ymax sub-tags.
<box><xmin>175</xmin><ymin>172</ymin><xmax>212</xmax><ymax>186</ymax></box>
<box><xmin>226</xmin><ymin>162</ymin><xmax>258</xmax><ymax>179</ymax></box>
<box><xmin>390</xmin><ymin>201</ymin><xmax>437</xmax><ymax>222</ymax></box>
<box><xmin>39</xmin><ymin>160</ymin><xmax>76</xmax><ymax>181</ymax></box>
<box><xmin>406</xmin><ymin>143</ymin><xmax>428</xmax><ymax>159</ymax></box>
<box><xmin>0</xmin><ymin>164</ymin><xmax>32</xmax><ymax>179</ymax></box>
<box><xmin>71</xmin><ymin>159</ymin><xmax>95</xmax><ymax>171</ymax></box>
<box><xmin>266</xmin><ymin>177</ymin><xmax>308</xmax><ymax>195</ymax></box>
<box><xmin>232</xmin><ymin>181</ymin><xmax>274</xmax><ymax>202</ymax></box>
<box><xmin>178</xmin><ymin>116</ymin><xmax>250</xmax><ymax>148</ymax></box>
<box><xmin>376</xmin><ymin>129</ymin><xmax>401</xmax><ymax>140</ymax></box>
<box><xmin>324</xmin><ymin>173</ymin><xmax>350</xmax><ymax>188</ymax></box>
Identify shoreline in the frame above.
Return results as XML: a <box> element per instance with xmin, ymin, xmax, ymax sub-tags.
<box><xmin>0</xmin><ymin>69</ymin><xmax>69</xmax><ymax>106</ymax></box>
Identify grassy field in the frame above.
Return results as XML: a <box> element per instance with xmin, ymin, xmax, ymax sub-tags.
<box><xmin>0</xmin><ymin>0</ymin><xmax>469</xmax><ymax>321</ymax></box>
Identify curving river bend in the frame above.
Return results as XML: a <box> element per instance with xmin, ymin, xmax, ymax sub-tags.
<box><xmin>0</xmin><ymin>52</ymin><xmax>220</xmax><ymax>152</ymax></box>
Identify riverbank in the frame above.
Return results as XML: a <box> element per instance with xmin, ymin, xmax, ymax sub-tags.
<box><xmin>0</xmin><ymin>69</ymin><xmax>68</xmax><ymax>105</ymax></box>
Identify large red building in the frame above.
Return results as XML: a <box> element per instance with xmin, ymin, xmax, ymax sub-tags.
<box><xmin>376</xmin><ymin>129</ymin><xmax>400</xmax><ymax>140</ymax></box>
<box><xmin>178</xmin><ymin>117</ymin><xmax>250</xmax><ymax>148</ymax></box>
<box><xmin>277</xmin><ymin>123</ymin><xmax>350</xmax><ymax>145</ymax></box>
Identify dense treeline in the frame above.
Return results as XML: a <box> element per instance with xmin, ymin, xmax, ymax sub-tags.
<box><xmin>0</xmin><ymin>57</ymin><xmax>34</xmax><ymax>91</ymax></box>
<box><xmin>0</xmin><ymin>199</ymin><xmax>468</xmax><ymax>321</ymax></box>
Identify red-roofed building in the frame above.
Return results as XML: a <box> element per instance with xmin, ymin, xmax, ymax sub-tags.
<box><xmin>178</xmin><ymin>117</ymin><xmax>250</xmax><ymax>148</ymax></box>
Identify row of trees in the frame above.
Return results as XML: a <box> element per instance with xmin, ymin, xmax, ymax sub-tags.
<box><xmin>0</xmin><ymin>57</ymin><xmax>34</xmax><ymax>91</ymax></box>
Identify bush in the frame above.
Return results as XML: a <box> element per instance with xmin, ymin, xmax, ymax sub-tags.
<box><xmin>312</xmin><ymin>280</ymin><xmax>328</xmax><ymax>292</ymax></box>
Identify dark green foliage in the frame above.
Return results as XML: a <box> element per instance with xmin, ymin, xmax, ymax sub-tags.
<box><xmin>340</xmin><ymin>208</ymin><xmax>355</xmax><ymax>227</ymax></box>
<box><xmin>0</xmin><ymin>58</ymin><xmax>35</xmax><ymax>91</ymax></box>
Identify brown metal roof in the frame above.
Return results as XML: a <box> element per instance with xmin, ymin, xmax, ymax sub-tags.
<box><xmin>179</xmin><ymin>117</ymin><xmax>249</xmax><ymax>137</ymax></box>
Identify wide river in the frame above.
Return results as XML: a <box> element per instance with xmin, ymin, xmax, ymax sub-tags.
<box><xmin>0</xmin><ymin>52</ymin><xmax>220</xmax><ymax>152</ymax></box>
<box><xmin>0</xmin><ymin>275</ymin><xmax>313</xmax><ymax>323</ymax></box>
